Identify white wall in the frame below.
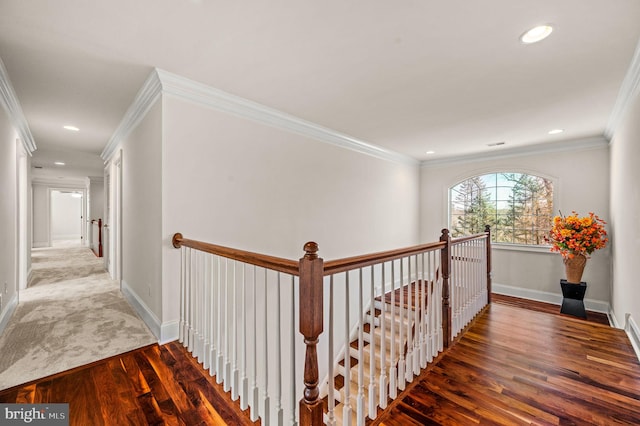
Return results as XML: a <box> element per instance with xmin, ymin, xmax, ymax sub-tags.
<box><xmin>32</xmin><ymin>183</ymin><xmax>49</xmax><ymax>247</ymax></box>
<box><xmin>610</xmin><ymin>90</ymin><xmax>640</xmax><ymax>332</ymax></box>
<box><xmin>161</xmin><ymin>95</ymin><xmax>419</xmax><ymax>325</ymax></box>
<box><xmin>51</xmin><ymin>191</ymin><xmax>83</xmax><ymax>240</ymax></box>
<box><xmin>88</xmin><ymin>177</ymin><xmax>104</xmax><ymax>221</ymax></box>
<box><xmin>420</xmin><ymin>142</ymin><xmax>611</xmax><ymax>304</ymax></box>
<box><xmin>159</xmin><ymin>94</ymin><xmax>420</xmax><ymax>423</ymax></box>
<box><xmin>0</xmin><ymin>105</ymin><xmax>18</xmax><ymax>329</ymax></box>
<box><xmin>115</xmin><ymin>99</ymin><xmax>163</xmax><ymax>331</ymax></box>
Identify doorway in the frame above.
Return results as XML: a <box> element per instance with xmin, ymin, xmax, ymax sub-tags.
<box><xmin>49</xmin><ymin>188</ymin><xmax>85</xmax><ymax>247</ymax></box>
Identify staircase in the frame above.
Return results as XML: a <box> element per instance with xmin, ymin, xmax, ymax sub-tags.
<box><xmin>324</xmin><ymin>281</ymin><xmax>439</xmax><ymax>426</ymax></box>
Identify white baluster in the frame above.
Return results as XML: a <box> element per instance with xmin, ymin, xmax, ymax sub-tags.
<box><xmin>378</xmin><ymin>263</ymin><xmax>388</xmax><ymax>409</ymax></box>
<box><xmin>290</xmin><ymin>275</ymin><xmax>297</xmax><ymax>426</ymax></box>
<box><xmin>368</xmin><ymin>266</ymin><xmax>377</xmax><ymax>419</ymax></box>
<box><xmin>188</xmin><ymin>248</ymin><xmax>194</xmax><ymax>352</ymax></box>
<box><xmin>240</xmin><ymin>264</ymin><xmax>249</xmax><ymax>410</ymax></box>
<box><xmin>209</xmin><ymin>254</ymin><xmax>217</xmax><ymax>377</ymax></box>
<box><xmin>398</xmin><ymin>259</ymin><xmax>405</xmax><ymax>391</ymax></box>
<box><xmin>179</xmin><ymin>247</ymin><xmax>185</xmax><ymax>343</ymax></box>
<box><xmin>405</xmin><ymin>257</ymin><xmax>413</xmax><ymax>383</ymax></box>
<box><xmin>413</xmin><ymin>255</ymin><xmax>421</xmax><ymax>376</ymax></box>
<box><xmin>203</xmin><ymin>252</ymin><xmax>210</xmax><ymax>370</ymax></box>
<box><xmin>275</xmin><ymin>273</ymin><xmax>283</xmax><ymax>425</ymax></box>
<box><xmin>389</xmin><ymin>260</ymin><xmax>397</xmax><ymax>399</ymax></box>
<box><xmin>232</xmin><ymin>261</ymin><xmax>239</xmax><ymax>401</ymax></box>
<box><xmin>343</xmin><ymin>272</ymin><xmax>352</xmax><ymax>426</ymax></box>
<box><xmin>356</xmin><ymin>268</ymin><xmax>365</xmax><ymax>426</ymax></box>
<box><xmin>250</xmin><ymin>266</ymin><xmax>259</xmax><ymax>422</ymax></box>
<box><xmin>224</xmin><ymin>259</ymin><xmax>231</xmax><ymax>392</ymax></box>
<box><xmin>263</xmin><ymin>269</ymin><xmax>270</xmax><ymax>425</ymax></box>
<box><xmin>326</xmin><ymin>275</ymin><xmax>336</xmax><ymax>426</ymax></box>
<box><xmin>419</xmin><ymin>253</ymin><xmax>426</xmax><ymax>369</ymax></box>
<box><xmin>216</xmin><ymin>256</ymin><xmax>224</xmax><ymax>384</ymax></box>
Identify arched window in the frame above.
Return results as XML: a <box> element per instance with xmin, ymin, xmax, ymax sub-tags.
<box><xmin>449</xmin><ymin>172</ymin><xmax>553</xmax><ymax>245</ymax></box>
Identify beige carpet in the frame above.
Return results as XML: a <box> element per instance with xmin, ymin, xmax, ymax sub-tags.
<box><xmin>0</xmin><ymin>245</ymin><xmax>157</xmax><ymax>391</ymax></box>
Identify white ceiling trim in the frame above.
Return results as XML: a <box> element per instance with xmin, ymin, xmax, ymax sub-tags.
<box><xmin>100</xmin><ymin>70</ymin><xmax>162</xmax><ymax>161</ymax></box>
<box><xmin>157</xmin><ymin>69</ymin><xmax>419</xmax><ymax>166</ymax></box>
<box><xmin>101</xmin><ymin>68</ymin><xmax>418</xmax><ymax>166</ymax></box>
<box><xmin>605</xmin><ymin>38</ymin><xmax>640</xmax><ymax>140</ymax></box>
<box><xmin>421</xmin><ymin>136</ymin><xmax>608</xmax><ymax>169</ymax></box>
<box><xmin>0</xmin><ymin>56</ymin><xmax>36</xmax><ymax>154</ymax></box>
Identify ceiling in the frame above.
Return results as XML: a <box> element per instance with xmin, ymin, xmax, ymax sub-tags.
<box><xmin>1</xmin><ymin>1</ymin><xmax>639</xmax><ymax>178</ymax></box>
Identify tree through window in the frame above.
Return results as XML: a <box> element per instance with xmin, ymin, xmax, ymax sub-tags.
<box><xmin>450</xmin><ymin>172</ymin><xmax>553</xmax><ymax>245</ymax></box>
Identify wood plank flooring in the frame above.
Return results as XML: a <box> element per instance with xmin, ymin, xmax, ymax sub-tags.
<box><xmin>0</xmin><ymin>342</ymin><xmax>256</xmax><ymax>426</ymax></box>
<box><xmin>1</xmin><ymin>295</ymin><xmax>637</xmax><ymax>425</ymax></box>
<box><xmin>374</xmin><ymin>299</ymin><xmax>640</xmax><ymax>425</ymax></box>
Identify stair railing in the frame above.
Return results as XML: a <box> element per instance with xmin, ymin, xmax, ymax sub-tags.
<box><xmin>172</xmin><ymin>227</ymin><xmax>491</xmax><ymax>426</ymax></box>
<box><xmin>90</xmin><ymin>218</ymin><xmax>103</xmax><ymax>257</ymax></box>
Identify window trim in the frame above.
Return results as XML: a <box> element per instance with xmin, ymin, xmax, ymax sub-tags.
<box><xmin>447</xmin><ymin>169</ymin><xmax>558</xmax><ymax>248</ymax></box>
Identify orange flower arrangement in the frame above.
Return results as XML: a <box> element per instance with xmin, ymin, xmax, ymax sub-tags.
<box><xmin>546</xmin><ymin>211</ymin><xmax>608</xmax><ymax>259</ymax></box>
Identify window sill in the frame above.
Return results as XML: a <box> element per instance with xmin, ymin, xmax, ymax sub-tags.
<box><xmin>492</xmin><ymin>243</ymin><xmax>554</xmax><ymax>254</ymax></box>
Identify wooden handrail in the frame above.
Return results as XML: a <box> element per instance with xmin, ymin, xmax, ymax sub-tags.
<box><xmin>451</xmin><ymin>231</ymin><xmax>489</xmax><ymax>245</ymax></box>
<box><xmin>90</xmin><ymin>218</ymin><xmax>103</xmax><ymax>257</ymax></box>
<box><xmin>172</xmin><ymin>233</ymin><xmax>300</xmax><ymax>275</ymax></box>
<box><xmin>172</xmin><ymin>229</ymin><xmax>491</xmax><ymax>425</ymax></box>
<box><xmin>323</xmin><ymin>241</ymin><xmax>446</xmax><ymax>275</ymax></box>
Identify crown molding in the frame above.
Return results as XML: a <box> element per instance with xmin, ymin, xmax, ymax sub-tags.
<box><xmin>605</xmin><ymin>37</ymin><xmax>640</xmax><ymax>140</ymax></box>
<box><xmin>102</xmin><ymin>68</ymin><xmax>418</xmax><ymax>166</ymax></box>
<box><xmin>0</xmin><ymin>56</ymin><xmax>36</xmax><ymax>154</ymax></box>
<box><xmin>100</xmin><ymin>69</ymin><xmax>162</xmax><ymax>161</ymax></box>
<box><xmin>31</xmin><ymin>176</ymin><xmax>88</xmax><ymax>187</ymax></box>
<box><xmin>421</xmin><ymin>136</ymin><xmax>608</xmax><ymax>168</ymax></box>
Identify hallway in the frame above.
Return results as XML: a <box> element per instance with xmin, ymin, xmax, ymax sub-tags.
<box><xmin>0</xmin><ymin>243</ymin><xmax>156</xmax><ymax>390</ymax></box>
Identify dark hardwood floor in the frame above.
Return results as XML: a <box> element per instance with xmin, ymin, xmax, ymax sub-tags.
<box><xmin>0</xmin><ymin>342</ymin><xmax>256</xmax><ymax>425</ymax></box>
<box><xmin>1</xmin><ymin>295</ymin><xmax>637</xmax><ymax>425</ymax></box>
<box><xmin>374</xmin><ymin>298</ymin><xmax>640</xmax><ymax>425</ymax></box>
<box><xmin>492</xmin><ymin>293</ymin><xmax>611</xmax><ymax>325</ymax></box>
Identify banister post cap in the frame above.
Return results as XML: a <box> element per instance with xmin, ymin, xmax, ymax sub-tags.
<box><xmin>303</xmin><ymin>242</ymin><xmax>319</xmax><ymax>259</ymax></box>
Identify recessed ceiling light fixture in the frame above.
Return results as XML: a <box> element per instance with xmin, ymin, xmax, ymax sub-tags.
<box><xmin>63</xmin><ymin>125</ymin><xmax>80</xmax><ymax>132</ymax></box>
<box><xmin>426</xmin><ymin>150</ymin><xmax>435</xmax><ymax>155</ymax></box>
<box><xmin>520</xmin><ymin>25</ymin><xmax>553</xmax><ymax>44</ymax></box>
<box><xmin>54</xmin><ymin>161</ymin><xmax>65</xmax><ymax>166</ymax></box>
<box><xmin>548</xmin><ymin>128</ymin><xmax>564</xmax><ymax>135</ymax></box>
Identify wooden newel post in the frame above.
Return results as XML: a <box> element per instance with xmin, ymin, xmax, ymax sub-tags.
<box><xmin>299</xmin><ymin>242</ymin><xmax>324</xmax><ymax>426</ymax></box>
<box><xmin>485</xmin><ymin>225</ymin><xmax>492</xmax><ymax>304</ymax></box>
<box><xmin>440</xmin><ymin>229</ymin><xmax>452</xmax><ymax>348</ymax></box>
<box><xmin>97</xmin><ymin>218</ymin><xmax>103</xmax><ymax>257</ymax></box>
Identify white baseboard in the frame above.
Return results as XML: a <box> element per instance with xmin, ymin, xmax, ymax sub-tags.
<box><xmin>0</xmin><ymin>294</ymin><xmax>18</xmax><ymax>336</ymax></box>
<box><xmin>492</xmin><ymin>283</ymin><xmax>611</xmax><ymax>316</ymax></box>
<box><xmin>625</xmin><ymin>315</ymin><xmax>640</xmax><ymax>362</ymax></box>
<box><xmin>120</xmin><ymin>280</ymin><xmax>178</xmax><ymax>344</ymax></box>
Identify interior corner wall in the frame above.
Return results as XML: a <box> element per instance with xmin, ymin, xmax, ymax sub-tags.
<box><xmin>88</xmin><ymin>179</ymin><xmax>104</xmax><ymax>221</ymax></box>
<box><xmin>610</xmin><ymin>90</ymin><xmax>640</xmax><ymax>329</ymax></box>
<box><xmin>31</xmin><ymin>183</ymin><xmax>50</xmax><ymax>247</ymax></box>
<box><xmin>420</xmin><ymin>143</ymin><xmax>611</xmax><ymax>303</ymax></box>
<box><xmin>160</xmin><ymin>95</ymin><xmax>420</xmax><ymax>323</ymax></box>
<box><xmin>0</xmin><ymin>106</ymin><xmax>18</xmax><ymax>323</ymax></box>
<box><xmin>118</xmin><ymin>99</ymin><xmax>163</xmax><ymax>328</ymax></box>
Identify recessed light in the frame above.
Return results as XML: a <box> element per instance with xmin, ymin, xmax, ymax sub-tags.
<box><xmin>54</xmin><ymin>162</ymin><xmax>65</xmax><ymax>166</ymax></box>
<box><xmin>548</xmin><ymin>129</ymin><xmax>564</xmax><ymax>135</ymax></box>
<box><xmin>63</xmin><ymin>125</ymin><xmax>80</xmax><ymax>132</ymax></box>
<box><xmin>520</xmin><ymin>25</ymin><xmax>553</xmax><ymax>44</ymax></box>
<box><xmin>426</xmin><ymin>151</ymin><xmax>435</xmax><ymax>155</ymax></box>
